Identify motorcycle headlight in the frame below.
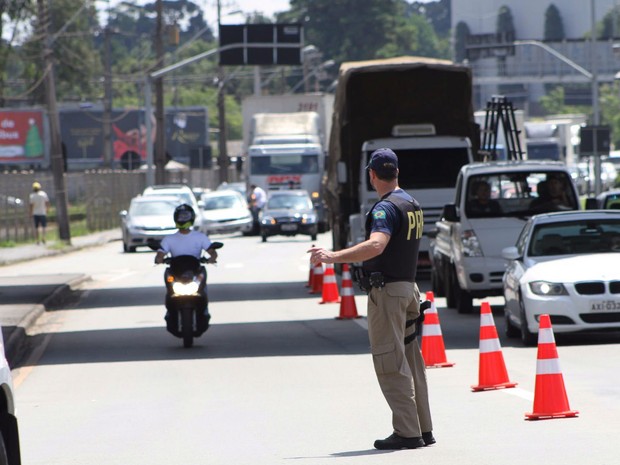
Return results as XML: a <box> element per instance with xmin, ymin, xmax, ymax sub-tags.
<box><xmin>529</xmin><ymin>281</ymin><xmax>568</xmax><ymax>296</ymax></box>
<box><xmin>460</xmin><ymin>229</ymin><xmax>482</xmax><ymax>257</ymax></box>
<box><xmin>172</xmin><ymin>281</ymin><xmax>200</xmax><ymax>296</ymax></box>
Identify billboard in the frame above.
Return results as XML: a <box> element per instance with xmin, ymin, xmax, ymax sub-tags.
<box><xmin>0</xmin><ymin>110</ymin><xmax>48</xmax><ymax>166</ymax></box>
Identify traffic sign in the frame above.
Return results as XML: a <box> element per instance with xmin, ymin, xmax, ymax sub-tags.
<box><xmin>579</xmin><ymin>125</ymin><xmax>610</xmax><ymax>156</ymax></box>
<box><xmin>219</xmin><ymin>24</ymin><xmax>303</xmax><ymax>66</ymax></box>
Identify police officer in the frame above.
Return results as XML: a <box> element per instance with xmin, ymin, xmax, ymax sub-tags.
<box><xmin>308</xmin><ymin>148</ymin><xmax>434</xmax><ymax>450</ymax></box>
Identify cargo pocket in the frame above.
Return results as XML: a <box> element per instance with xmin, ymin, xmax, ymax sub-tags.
<box><xmin>372</xmin><ymin>343</ymin><xmax>399</xmax><ymax>375</ymax></box>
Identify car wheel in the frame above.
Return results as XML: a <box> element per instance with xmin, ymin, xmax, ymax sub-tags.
<box><xmin>519</xmin><ymin>298</ymin><xmax>538</xmax><ymax>346</ymax></box>
<box><xmin>504</xmin><ymin>309</ymin><xmax>520</xmax><ymax>338</ymax></box>
<box><xmin>311</xmin><ymin>233</ymin><xmax>317</xmax><ymax>241</ymax></box>
<box><xmin>261</xmin><ymin>234</ymin><xmax>267</xmax><ymax>243</ymax></box>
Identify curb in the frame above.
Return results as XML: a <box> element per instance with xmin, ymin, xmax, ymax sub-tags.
<box><xmin>4</xmin><ymin>274</ymin><xmax>92</xmax><ymax>368</ymax></box>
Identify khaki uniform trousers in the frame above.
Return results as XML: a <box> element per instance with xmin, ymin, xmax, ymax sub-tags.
<box><xmin>367</xmin><ymin>281</ymin><xmax>433</xmax><ymax>438</ymax></box>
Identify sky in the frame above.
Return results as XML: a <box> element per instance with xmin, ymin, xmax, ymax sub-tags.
<box><xmin>96</xmin><ymin>0</ymin><xmax>293</xmax><ymax>30</ymax></box>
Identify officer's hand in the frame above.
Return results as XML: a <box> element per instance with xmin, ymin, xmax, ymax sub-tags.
<box><xmin>307</xmin><ymin>247</ymin><xmax>334</xmax><ymax>266</ymax></box>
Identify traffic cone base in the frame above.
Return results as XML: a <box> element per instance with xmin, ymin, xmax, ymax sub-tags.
<box><xmin>420</xmin><ymin>291</ymin><xmax>454</xmax><ymax>368</ymax></box>
<box><xmin>525</xmin><ymin>315</ymin><xmax>578</xmax><ymax>420</ymax></box>
<box><xmin>319</xmin><ymin>263</ymin><xmax>340</xmax><ymax>304</ymax></box>
<box><xmin>336</xmin><ymin>264</ymin><xmax>360</xmax><ymax>319</ymax></box>
<box><xmin>472</xmin><ymin>302</ymin><xmax>516</xmax><ymax>392</ymax></box>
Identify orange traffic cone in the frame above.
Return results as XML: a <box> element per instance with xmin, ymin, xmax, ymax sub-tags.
<box><xmin>309</xmin><ymin>263</ymin><xmax>323</xmax><ymax>294</ymax></box>
<box><xmin>471</xmin><ymin>302</ymin><xmax>517</xmax><ymax>391</ymax></box>
<box><xmin>319</xmin><ymin>263</ymin><xmax>341</xmax><ymax>304</ymax></box>
<box><xmin>336</xmin><ymin>264</ymin><xmax>360</xmax><ymax>319</ymax></box>
<box><xmin>420</xmin><ymin>291</ymin><xmax>455</xmax><ymax>368</ymax></box>
<box><xmin>525</xmin><ymin>314</ymin><xmax>578</xmax><ymax>420</ymax></box>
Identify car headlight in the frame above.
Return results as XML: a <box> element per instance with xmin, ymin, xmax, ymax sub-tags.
<box><xmin>529</xmin><ymin>281</ymin><xmax>568</xmax><ymax>296</ymax></box>
<box><xmin>261</xmin><ymin>216</ymin><xmax>276</xmax><ymax>225</ymax></box>
<box><xmin>301</xmin><ymin>214</ymin><xmax>317</xmax><ymax>224</ymax></box>
<box><xmin>460</xmin><ymin>229</ymin><xmax>482</xmax><ymax>257</ymax></box>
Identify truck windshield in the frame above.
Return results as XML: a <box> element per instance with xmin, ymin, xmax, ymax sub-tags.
<box><xmin>465</xmin><ymin>171</ymin><xmax>578</xmax><ymax>219</ymax></box>
<box><xmin>365</xmin><ymin>147</ymin><xmax>469</xmax><ymax>191</ymax></box>
<box><xmin>526</xmin><ymin>142</ymin><xmax>560</xmax><ymax>161</ymax></box>
<box><xmin>251</xmin><ymin>154</ymin><xmax>319</xmax><ymax>175</ymax></box>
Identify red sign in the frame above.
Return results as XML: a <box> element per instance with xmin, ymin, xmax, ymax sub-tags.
<box><xmin>0</xmin><ymin>111</ymin><xmax>45</xmax><ymax>161</ymax></box>
<box><xmin>267</xmin><ymin>175</ymin><xmax>302</xmax><ymax>184</ymax></box>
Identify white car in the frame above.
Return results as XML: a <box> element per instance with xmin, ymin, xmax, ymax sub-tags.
<box><xmin>199</xmin><ymin>190</ymin><xmax>252</xmax><ymax>235</ymax></box>
<box><xmin>0</xmin><ymin>330</ymin><xmax>22</xmax><ymax>463</ymax></box>
<box><xmin>502</xmin><ymin>210</ymin><xmax>620</xmax><ymax>345</ymax></box>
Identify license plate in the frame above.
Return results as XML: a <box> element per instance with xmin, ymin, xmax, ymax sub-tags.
<box><xmin>589</xmin><ymin>300</ymin><xmax>620</xmax><ymax>312</ymax></box>
<box><xmin>281</xmin><ymin>223</ymin><xmax>298</xmax><ymax>231</ymax></box>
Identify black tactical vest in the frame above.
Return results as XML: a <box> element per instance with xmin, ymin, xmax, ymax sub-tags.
<box><xmin>362</xmin><ymin>190</ymin><xmax>423</xmax><ymax>282</ymax></box>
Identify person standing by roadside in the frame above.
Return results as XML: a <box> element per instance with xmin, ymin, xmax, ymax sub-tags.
<box><xmin>249</xmin><ymin>184</ymin><xmax>267</xmax><ymax>234</ymax></box>
<box><xmin>29</xmin><ymin>181</ymin><xmax>50</xmax><ymax>245</ymax></box>
<box><xmin>308</xmin><ymin>148</ymin><xmax>434</xmax><ymax>450</ymax></box>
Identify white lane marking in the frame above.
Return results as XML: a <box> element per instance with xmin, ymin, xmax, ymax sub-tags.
<box><xmin>224</xmin><ymin>263</ymin><xmax>244</xmax><ymax>269</ymax></box>
<box><xmin>501</xmin><ymin>386</ymin><xmax>534</xmax><ymax>401</ymax></box>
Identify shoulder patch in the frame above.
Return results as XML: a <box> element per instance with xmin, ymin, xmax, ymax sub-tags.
<box><xmin>373</xmin><ymin>210</ymin><xmax>386</xmax><ymax>220</ymax></box>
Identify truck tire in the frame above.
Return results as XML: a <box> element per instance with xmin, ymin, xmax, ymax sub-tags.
<box><xmin>430</xmin><ymin>266</ymin><xmax>445</xmax><ymax>297</ymax></box>
<box><xmin>450</xmin><ymin>265</ymin><xmax>473</xmax><ymax>314</ymax></box>
<box><xmin>445</xmin><ymin>264</ymin><xmax>457</xmax><ymax>309</ymax></box>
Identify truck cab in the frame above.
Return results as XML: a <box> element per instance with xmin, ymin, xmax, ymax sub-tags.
<box><xmin>430</xmin><ymin>160</ymin><xmax>580</xmax><ymax>313</ymax></box>
<box><xmin>347</xmin><ymin>124</ymin><xmax>473</xmax><ymax>272</ymax></box>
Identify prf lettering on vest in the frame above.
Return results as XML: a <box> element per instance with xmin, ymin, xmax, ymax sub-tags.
<box><xmin>407</xmin><ymin>210</ymin><xmax>424</xmax><ymax>240</ymax></box>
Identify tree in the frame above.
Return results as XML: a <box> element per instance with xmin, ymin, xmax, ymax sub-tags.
<box><xmin>496</xmin><ymin>5</ymin><xmax>516</xmax><ymax>38</ymax></box>
<box><xmin>280</xmin><ymin>0</ymin><xmax>444</xmax><ymax>66</ymax></box>
<box><xmin>454</xmin><ymin>21</ymin><xmax>470</xmax><ymax>63</ymax></box>
<box><xmin>600</xmin><ymin>5</ymin><xmax>620</xmax><ymax>40</ymax></box>
<box><xmin>544</xmin><ymin>4</ymin><xmax>565</xmax><ymax>41</ymax></box>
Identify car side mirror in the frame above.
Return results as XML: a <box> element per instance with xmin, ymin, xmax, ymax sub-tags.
<box><xmin>442</xmin><ymin>204</ymin><xmax>459</xmax><ymax>222</ymax></box>
<box><xmin>502</xmin><ymin>246</ymin><xmax>521</xmax><ymax>260</ymax></box>
<box><xmin>584</xmin><ymin>198</ymin><xmax>598</xmax><ymax>210</ymax></box>
<box><xmin>197</xmin><ymin>200</ymin><xmax>205</xmax><ymax>209</ymax></box>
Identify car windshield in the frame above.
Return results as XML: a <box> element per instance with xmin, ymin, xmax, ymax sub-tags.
<box><xmin>528</xmin><ymin>219</ymin><xmax>620</xmax><ymax>257</ymax></box>
<box><xmin>464</xmin><ymin>171</ymin><xmax>578</xmax><ymax>218</ymax></box>
<box><xmin>203</xmin><ymin>195</ymin><xmax>243</xmax><ymax>210</ymax></box>
<box><xmin>145</xmin><ymin>190</ymin><xmax>195</xmax><ymax>205</ymax></box>
<box><xmin>267</xmin><ymin>195</ymin><xmax>312</xmax><ymax>210</ymax></box>
<box><xmin>131</xmin><ymin>200</ymin><xmax>179</xmax><ymax>216</ymax></box>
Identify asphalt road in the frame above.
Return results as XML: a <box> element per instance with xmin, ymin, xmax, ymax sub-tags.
<box><xmin>3</xmin><ymin>231</ymin><xmax>620</xmax><ymax>465</ymax></box>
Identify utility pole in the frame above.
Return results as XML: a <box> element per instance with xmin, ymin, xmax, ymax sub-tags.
<box><xmin>154</xmin><ymin>0</ymin><xmax>166</xmax><ymax>183</ymax></box>
<box><xmin>102</xmin><ymin>24</ymin><xmax>113</xmax><ymax>168</ymax></box>
<box><xmin>217</xmin><ymin>0</ymin><xmax>229</xmax><ymax>184</ymax></box>
<box><xmin>38</xmin><ymin>0</ymin><xmax>71</xmax><ymax>243</ymax></box>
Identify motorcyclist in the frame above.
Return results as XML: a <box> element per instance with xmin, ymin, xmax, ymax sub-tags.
<box><xmin>155</xmin><ymin>204</ymin><xmax>218</xmax><ymax>335</ymax></box>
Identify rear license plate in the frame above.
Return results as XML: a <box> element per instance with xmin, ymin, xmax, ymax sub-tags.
<box><xmin>281</xmin><ymin>224</ymin><xmax>298</xmax><ymax>232</ymax></box>
<box><xmin>589</xmin><ymin>300</ymin><xmax>620</xmax><ymax>312</ymax></box>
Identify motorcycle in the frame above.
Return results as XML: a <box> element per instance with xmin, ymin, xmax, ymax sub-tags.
<box><xmin>161</xmin><ymin>242</ymin><xmax>223</xmax><ymax>348</ymax></box>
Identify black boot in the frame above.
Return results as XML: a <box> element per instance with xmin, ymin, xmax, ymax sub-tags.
<box><xmin>373</xmin><ymin>433</ymin><xmax>425</xmax><ymax>450</ymax></box>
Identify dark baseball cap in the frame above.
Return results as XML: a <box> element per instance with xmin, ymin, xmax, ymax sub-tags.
<box><xmin>366</xmin><ymin>148</ymin><xmax>398</xmax><ymax>177</ymax></box>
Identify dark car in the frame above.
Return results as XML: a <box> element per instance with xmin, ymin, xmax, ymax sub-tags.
<box><xmin>259</xmin><ymin>190</ymin><xmax>318</xmax><ymax>242</ymax></box>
